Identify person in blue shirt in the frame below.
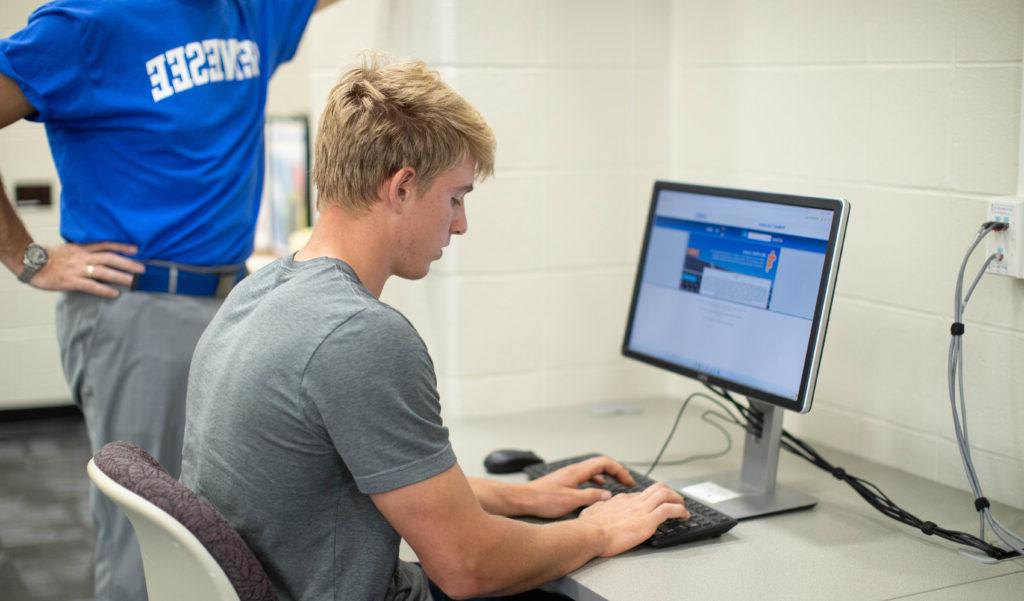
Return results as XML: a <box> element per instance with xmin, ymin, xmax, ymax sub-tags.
<box><xmin>0</xmin><ymin>1</ymin><xmax>338</xmax><ymax>599</ymax></box>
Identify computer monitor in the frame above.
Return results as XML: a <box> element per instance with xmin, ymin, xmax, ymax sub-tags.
<box><xmin>622</xmin><ymin>180</ymin><xmax>849</xmax><ymax>519</ymax></box>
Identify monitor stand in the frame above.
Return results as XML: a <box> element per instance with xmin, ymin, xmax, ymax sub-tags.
<box><xmin>667</xmin><ymin>398</ymin><xmax>817</xmax><ymax>521</ymax></box>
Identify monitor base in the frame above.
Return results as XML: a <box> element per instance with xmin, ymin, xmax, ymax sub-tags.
<box><xmin>667</xmin><ymin>400</ymin><xmax>816</xmax><ymax>520</ymax></box>
<box><xmin>958</xmin><ymin>546</ymin><xmax>1023</xmax><ymax>564</ymax></box>
<box><xmin>669</xmin><ymin>472</ymin><xmax>817</xmax><ymax>521</ymax></box>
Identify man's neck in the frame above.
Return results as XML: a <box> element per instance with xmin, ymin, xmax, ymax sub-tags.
<box><xmin>294</xmin><ymin>205</ymin><xmax>391</xmax><ymax>298</ymax></box>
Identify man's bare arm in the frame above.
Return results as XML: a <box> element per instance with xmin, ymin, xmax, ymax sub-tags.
<box><xmin>373</xmin><ymin>463</ymin><xmax>687</xmax><ymax>599</ymax></box>
<box><xmin>314</xmin><ymin>0</ymin><xmax>342</xmax><ymax>12</ymax></box>
<box><xmin>0</xmin><ymin>73</ymin><xmax>145</xmax><ymax>297</ymax></box>
<box><xmin>0</xmin><ymin>73</ymin><xmax>40</xmax><ymax>276</ymax></box>
<box><xmin>0</xmin><ymin>71</ymin><xmax>32</xmax><ymax>129</ymax></box>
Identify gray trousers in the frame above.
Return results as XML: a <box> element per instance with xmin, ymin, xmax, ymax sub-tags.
<box><xmin>56</xmin><ymin>289</ymin><xmax>221</xmax><ymax>601</ymax></box>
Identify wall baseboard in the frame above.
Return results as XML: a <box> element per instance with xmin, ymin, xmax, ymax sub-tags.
<box><xmin>0</xmin><ymin>403</ymin><xmax>82</xmax><ymax>423</ymax></box>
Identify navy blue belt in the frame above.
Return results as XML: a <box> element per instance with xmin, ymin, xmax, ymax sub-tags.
<box><xmin>131</xmin><ymin>261</ymin><xmax>247</xmax><ymax>298</ymax></box>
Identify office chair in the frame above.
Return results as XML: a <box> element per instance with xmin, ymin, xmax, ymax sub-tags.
<box><xmin>87</xmin><ymin>441</ymin><xmax>278</xmax><ymax>601</ymax></box>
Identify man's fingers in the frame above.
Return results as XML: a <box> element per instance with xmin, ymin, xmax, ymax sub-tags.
<box><xmin>93</xmin><ymin>252</ymin><xmax>145</xmax><ymax>274</ymax></box>
<box><xmin>639</xmin><ymin>483</ymin><xmax>678</xmax><ymax>509</ymax></box>
<box><xmin>657</xmin><ymin>501</ymin><xmax>690</xmax><ymax>521</ymax></box>
<box><xmin>73</xmin><ymin>277</ymin><xmax>120</xmax><ymax>299</ymax></box>
<box><xmin>576</xmin><ymin>487</ymin><xmax>612</xmax><ymax>507</ymax></box>
<box><xmin>89</xmin><ymin>264</ymin><xmax>134</xmax><ymax>287</ymax></box>
<box><xmin>638</xmin><ymin>482</ymin><xmax>664</xmax><ymax>499</ymax></box>
<box><xmin>554</xmin><ymin>457</ymin><xmax>608</xmax><ymax>485</ymax></box>
<box><xmin>575</xmin><ymin>456</ymin><xmax>636</xmax><ymax>486</ymax></box>
<box><xmin>640</xmin><ymin>483</ymin><xmax>685</xmax><ymax>505</ymax></box>
<box><xmin>591</xmin><ymin>457</ymin><xmax>635</xmax><ymax>487</ymax></box>
<box><xmin>601</xmin><ymin>461</ymin><xmax>636</xmax><ymax>487</ymax></box>
<box><xmin>82</xmin><ymin>242</ymin><xmax>139</xmax><ymax>255</ymax></box>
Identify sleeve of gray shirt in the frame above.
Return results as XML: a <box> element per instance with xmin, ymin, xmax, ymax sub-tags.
<box><xmin>302</xmin><ymin>305</ymin><xmax>457</xmax><ymax>495</ymax></box>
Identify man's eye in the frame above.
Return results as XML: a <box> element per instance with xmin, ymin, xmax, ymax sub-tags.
<box><xmin>451</xmin><ymin>197</ymin><xmax>463</xmax><ymax>207</ymax></box>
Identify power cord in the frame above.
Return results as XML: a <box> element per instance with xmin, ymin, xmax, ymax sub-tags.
<box><xmin>948</xmin><ymin>221</ymin><xmax>1024</xmax><ymax>559</ymax></box>
<box><xmin>704</xmin><ymin>383</ymin><xmax>1021</xmax><ymax>561</ymax></box>
<box><xmin>635</xmin><ymin>324</ymin><xmax>1022</xmax><ymax>560</ymax></box>
<box><xmin>625</xmin><ymin>392</ymin><xmax>754</xmax><ymax>478</ymax></box>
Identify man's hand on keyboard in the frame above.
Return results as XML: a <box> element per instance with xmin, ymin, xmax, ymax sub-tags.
<box><xmin>522</xmin><ymin>456</ymin><xmax>639</xmax><ymax>519</ymax></box>
<box><xmin>579</xmin><ymin>483</ymin><xmax>690</xmax><ymax>557</ymax></box>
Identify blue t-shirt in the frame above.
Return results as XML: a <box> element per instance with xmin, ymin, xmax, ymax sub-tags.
<box><xmin>0</xmin><ymin>0</ymin><xmax>317</xmax><ymax>265</ymax></box>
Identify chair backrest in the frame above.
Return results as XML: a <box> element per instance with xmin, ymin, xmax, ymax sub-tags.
<box><xmin>87</xmin><ymin>441</ymin><xmax>278</xmax><ymax>601</ymax></box>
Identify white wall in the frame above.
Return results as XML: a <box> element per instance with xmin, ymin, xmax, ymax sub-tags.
<box><xmin>1</xmin><ymin>0</ymin><xmax>1022</xmax><ymax>510</ymax></box>
<box><xmin>668</xmin><ymin>0</ymin><xmax>1024</xmax><ymax>509</ymax></box>
<box><xmin>305</xmin><ymin>0</ymin><xmax>1024</xmax><ymax>509</ymax></box>
<box><xmin>302</xmin><ymin>0</ymin><xmax>674</xmax><ymax>418</ymax></box>
<box><xmin>0</xmin><ymin>0</ymin><xmax>67</xmax><ymax>408</ymax></box>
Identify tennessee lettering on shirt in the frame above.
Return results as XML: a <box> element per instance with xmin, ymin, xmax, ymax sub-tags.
<box><xmin>145</xmin><ymin>38</ymin><xmax>261</xmax><ymax>102</ymax></box>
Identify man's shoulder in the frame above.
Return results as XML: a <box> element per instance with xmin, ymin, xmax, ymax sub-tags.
<box><xmin>27</xmin><ymin>0</ymin><xmax>135</xmax><ymax>20</ymax></box>
<box><xmin>12</xmin><ymin>0</ymin><xmax>181</xmax><ymax>47</ymax></box>
<box><xmin>326</xmin><ymin>300</ymin><xmax>426</xmax><ymax>356</ymax></box>
<box><xmin>250</xmin><ymin>257</ymin><xmax>378</xmax><ymax>317</ymax></box>
<box><xmin>244</xmin><ymin>258</ymin><xmax>427</xmax><ymax>355</ymax></box>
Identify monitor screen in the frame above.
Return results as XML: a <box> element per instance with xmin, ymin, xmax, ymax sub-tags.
<box><xmin>623</xmin><ymin>181</ymin><xmax>848</xmax><ymax>413</ymax></box>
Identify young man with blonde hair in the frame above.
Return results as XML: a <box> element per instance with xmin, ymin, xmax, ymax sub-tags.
<box><xmin>181</xmin><ymin>56</ymin><xmax>687</xmax><ymax>601</ymax></box>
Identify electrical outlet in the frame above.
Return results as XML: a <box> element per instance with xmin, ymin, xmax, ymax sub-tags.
<box><xmin>986</xmin><ymin>196</ymin><xmax>1024</xmax><ymax>278</ymax></box>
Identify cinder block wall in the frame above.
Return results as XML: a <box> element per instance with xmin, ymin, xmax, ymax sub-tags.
<box><xmin>0</xmin><ymin>0</ymin><xmax>67</xmax><ymax>408</ymax></box>
<box><xmin>2</xmin><ymin>0</ymin><xmax>1022</xmax><ymax>510</ymax></box>
<box><xmin>309</xmin><ymin>0</ymin><xmax>1024</xmax><ymax>509</ymax></box>
<box><xmin>305</xmin><ymin>0</ymin><xmax>674</xmax><ymax>418</ymax></box>
<box><xmin>669</xmin><ymin>0</ymin><xmax>1024</xmax><ymax>508</ymax></box>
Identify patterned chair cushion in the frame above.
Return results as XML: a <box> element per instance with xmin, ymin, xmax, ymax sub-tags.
<box><xmin>94</xmin><ymin>441</ymin><xmax>278</xmax><ymax>601</ymax></box>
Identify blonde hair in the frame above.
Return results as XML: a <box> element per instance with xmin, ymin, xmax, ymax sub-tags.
<box><xmin>313</xmin><ymin>54</ymin><xmax>495</xmax><ymax>211</ymax></box>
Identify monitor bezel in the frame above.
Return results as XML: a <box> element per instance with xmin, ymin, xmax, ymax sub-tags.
<box><xmin>621</xmin><ymin>180</ymin><xmax>849</xmax><ymax>414</ymax></box>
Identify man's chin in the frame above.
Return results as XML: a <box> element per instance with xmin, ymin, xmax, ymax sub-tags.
<box><xmin>395</xmin><ymin>264</ymin><xmax>431</xmax><ymax>281</ymax></box>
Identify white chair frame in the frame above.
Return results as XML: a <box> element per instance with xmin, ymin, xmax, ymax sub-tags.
<box><xmin>86</xmin><ymin>458</ymin><xmax>243</xmax><ymax>601</ymax></box>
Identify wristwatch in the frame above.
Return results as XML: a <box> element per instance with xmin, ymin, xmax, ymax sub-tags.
<box><xmin>17</xmin><ymin>242</ymin><xmax>48</xmax><ymax>284</ymax></box>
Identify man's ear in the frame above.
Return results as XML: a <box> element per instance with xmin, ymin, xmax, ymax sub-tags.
<box><xmin>383</xmin><ymin>167</ymin><xmax>417</xmax><ymax>214</ymax></box>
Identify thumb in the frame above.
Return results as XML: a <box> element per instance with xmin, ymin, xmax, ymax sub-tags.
<box><xmin>576</xmin><ymin>487</ymin><xmax>612</xmax><ymax>507</ymax></box>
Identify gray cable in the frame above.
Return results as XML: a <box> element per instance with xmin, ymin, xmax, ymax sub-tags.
<box><xmin>957</xmin><ymin>253</ymin><xmax>996</xmax><ymax>458</ymax></box>
<box><xmin>949</xmin><ymin>224</ymin><xmax>1024</xmax><ymax>557</ymax></box>
<box><xmin>625</xmin><ymin>392</ymin><xmax>746</xmax><ymax>478</ymax></box>
<box><xmin>624</xmin><ymin>410</ymin><xmax>735</xmax><ymax>469</ymax></box>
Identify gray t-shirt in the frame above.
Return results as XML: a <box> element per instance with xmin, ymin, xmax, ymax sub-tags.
<box><xmin>181</xmin><ymin>256</ymin><xmax>455</xmax><ymax>601</ymax></box>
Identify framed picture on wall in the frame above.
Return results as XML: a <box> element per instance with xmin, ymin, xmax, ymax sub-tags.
<box><xmin>254</xmin><ymin>115</ymin><xmax>312</xmax><ymax>255</ymax></box>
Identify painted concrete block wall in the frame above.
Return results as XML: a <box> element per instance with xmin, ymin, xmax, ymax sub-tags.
<box><xmin>3</xmin><ymin>0</ymin><xmax>1020</xmax><ymax>513</ymax></box>
<box><xmin>0</xmin><ymin>0</ymin><xmax>675</xmax><ymax>416</ymax></box>
<box><xmin>306</xmin><ymin>0</ymin><xmax>674</xmax><ymax>420</ymax></box>
<box><xmin>0</xmin><ymin>0</ymin><xmax>67</xmax><ymax>408</ymax></box>
<box><xmin>670</xmin><ymin>0</ymin><xmax>1024</xmax><ymax>509</ymax></box>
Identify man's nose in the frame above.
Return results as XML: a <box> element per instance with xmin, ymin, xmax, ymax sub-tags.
<box><xmin>452</xmin><ymin>207</ymin><xmax>468</xmax><ymax>236</ymax></box>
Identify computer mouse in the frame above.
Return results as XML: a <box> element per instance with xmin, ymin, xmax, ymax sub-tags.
<box><xmin>483</xmin><ymin>449</ymin><xmax>544</xmax><ymax>474</ymax></box>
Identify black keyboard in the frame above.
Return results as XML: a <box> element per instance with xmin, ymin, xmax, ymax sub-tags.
<box><xmin>522</xmin><ymin>453</ymin><xmax>738</xmax><ymax>548</ymax></box>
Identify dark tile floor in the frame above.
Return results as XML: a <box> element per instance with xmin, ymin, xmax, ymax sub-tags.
<box><xmin>0</xmin><ymin>408</ymin><xmax>95</xmax><ymax>601</ymax></box>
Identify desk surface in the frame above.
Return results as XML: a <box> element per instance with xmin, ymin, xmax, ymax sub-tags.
<box><xmin>447</xmin><ymin>398</ymin><xmax>1024</xmax><ymax>601</ymax></box>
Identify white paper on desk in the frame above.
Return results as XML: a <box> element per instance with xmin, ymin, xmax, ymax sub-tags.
<box><xmin>679</xmin><ymin>481</ymin><xmax>741</xmax><ymax>504</ymax></box>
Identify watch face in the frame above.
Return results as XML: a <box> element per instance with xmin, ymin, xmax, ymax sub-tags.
<box><xmin>25</xmin><ymin>244</ymin><xmax>47</xmax><ymax>266</ymax></box>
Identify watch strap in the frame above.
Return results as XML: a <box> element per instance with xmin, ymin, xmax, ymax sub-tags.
<box><xmin>17</xmin><ymin>262</ymin><xmax>42</xmax><ymax>283</ymax></box>
<box><xmin>17</xmin><ymin>243</ymin><xmax>47</xmax><ymax>284</ymax></box>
